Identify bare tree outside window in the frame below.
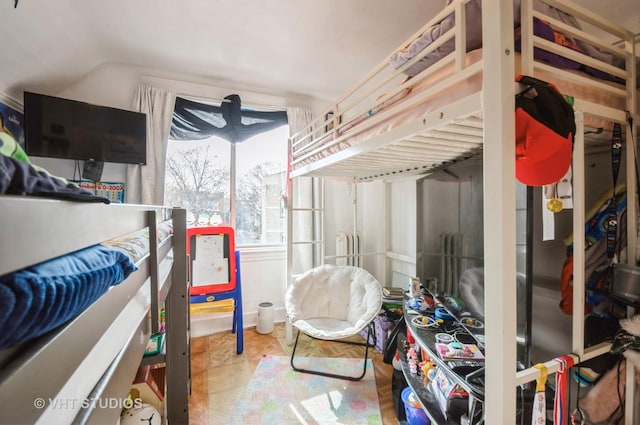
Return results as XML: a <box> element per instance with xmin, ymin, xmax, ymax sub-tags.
<box><xmin>165</xmin><ymin>125</ymin><xmax>288</xmax><ymax>245</ymax></box>
<box><xmin>165</xmin><ymin>141</ymin><xmax>231</xmax><ymax>226</ymax></box>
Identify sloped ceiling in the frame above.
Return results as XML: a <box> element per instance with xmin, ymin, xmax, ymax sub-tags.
<box><xmin>0</xmin><ymin>0</ymin><xmax>638</xmax><ymax>105</ymax></box>
<box><xmin>0</xmin><ymin>0</ymin><xmax>442</xmax><ymax>103</ymax></box>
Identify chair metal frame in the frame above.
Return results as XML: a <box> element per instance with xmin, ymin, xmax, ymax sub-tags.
<box><xmin>290</xmin><ymin>321</ymin><xmax>377</xmax><ymax>381</ymax></box>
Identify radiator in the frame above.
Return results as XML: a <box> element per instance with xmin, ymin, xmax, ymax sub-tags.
<box><xmin>439</xmin><ymin>232</ymin><xmax>467</xmax><ymax>297</ymax></box>
<box><xmin>336</xmin><ymin>231</ymin><xmax>362</xmax><ymax>267</ymax></box>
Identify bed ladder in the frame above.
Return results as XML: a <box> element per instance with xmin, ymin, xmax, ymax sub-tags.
<box><xmin>285</xmin><ymin>176</ymin><xmax>326</xmax><ymax>344</ymax></box>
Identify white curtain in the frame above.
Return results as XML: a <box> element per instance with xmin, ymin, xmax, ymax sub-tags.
<box><xmin>126</xmin><ymin>84</ymin><xmax>176</xmax><ymax>205</ymax></box>
<box><xmin>286</xmin><ymin>107</ymin><xmax>316</xmax><ymax>274</ymax></box>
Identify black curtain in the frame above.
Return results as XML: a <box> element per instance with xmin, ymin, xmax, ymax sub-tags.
<box><xmin>170</xmin><ymin>94</ymin><xmax>288</xmax><ymax>143</ymax></box>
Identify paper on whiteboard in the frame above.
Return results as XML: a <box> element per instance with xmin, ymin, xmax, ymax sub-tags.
<box><xmin>195</xmin><ymin>234</ymin><xmax>224</xmax><ymax>259</ymax></box>
<box><xmin>192</xmin><ymin>258</ymin><xmax>229</xmax><ymax>286</ymax></box>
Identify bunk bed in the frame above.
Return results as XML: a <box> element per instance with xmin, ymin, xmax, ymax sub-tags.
<box><xmin>0</xmin><ymin>194</ymin><xmax>190</xmax><ymax>424</ymax></box>
<box><xmin>288</xmin><ymin>0</ymin><xmax>638</xmax><ymax>422</ymax></box>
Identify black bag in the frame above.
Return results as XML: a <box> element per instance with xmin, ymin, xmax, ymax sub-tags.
<box><xmin>383</xmin><ymin>316</ymin><xmax>406</xmax><ymax>364</ymax></box>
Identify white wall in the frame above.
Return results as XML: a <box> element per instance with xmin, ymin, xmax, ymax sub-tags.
<box><xmin>191</xmin><ymin>247</ymin><xmax>287</xmax><ymax>337</ymax></box>
<box><xmin>359</xmin><ymin>180</ymin><xmax>388</xmax><ymax>282</ymax></box>
<box><xmin>385</xmin><ymin>178</ymin><xmax>418</xmax><ymax>284</ymax></box>
<box><xmin>323</xmin><ymin>178</ymin><xmax>358</xmax><ymax>262</ymax></box>
<box><xmin>316</xmin><ymin>177</ymin><xmax>419</xmax><ymax>288</ymax></box>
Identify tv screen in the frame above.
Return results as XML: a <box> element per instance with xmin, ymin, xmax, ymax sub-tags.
<box><xmin>24</xmin><ymin>91</ymin><xmax>147</xmax><ymax>165</ymax></box>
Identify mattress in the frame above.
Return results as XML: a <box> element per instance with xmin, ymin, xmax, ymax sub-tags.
<box><xmin>292</xmin><ymin>48</ymin><xmax>635</xmax><ymax>173</ymax></box>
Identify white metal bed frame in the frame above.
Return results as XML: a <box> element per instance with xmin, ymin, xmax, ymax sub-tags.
<box><xmin>287</xmin><ymin>0</ymin><xmax>638</xmax><ymax>422</ymax></box>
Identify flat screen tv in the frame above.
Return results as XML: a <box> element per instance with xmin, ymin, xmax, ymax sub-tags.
<box><xmin>24</xmin><ymin>91</ymin><xmax>147</xmax><ymax>165</ymax></box>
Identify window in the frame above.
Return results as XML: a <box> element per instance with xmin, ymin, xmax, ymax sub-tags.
<box><xmin>234</xmin><ymin>126</ymin><xmax>289</xmax><ymax>244</ymax></box>
<box><xmin>164</xmin><ymin>110</ymin><xmax>288</xmax><ymax>246</ymax></box>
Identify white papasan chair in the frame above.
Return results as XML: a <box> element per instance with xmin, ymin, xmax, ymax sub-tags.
<box><xmin>284</xmin><ymin>264</ymin><xmax>383</xmax><ymax>381</ymax></box>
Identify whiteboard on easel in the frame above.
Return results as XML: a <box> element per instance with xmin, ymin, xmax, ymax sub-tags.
<box><xmin>191</xmin><ymin>234</ymin><xmax>230</xmax><ymax>287</ymax></box>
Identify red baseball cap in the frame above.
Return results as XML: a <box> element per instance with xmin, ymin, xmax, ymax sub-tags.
<box><xmin>515</xmin><ymin>75</ymin><xmax>575</xmax><ymax>186</ymax></box>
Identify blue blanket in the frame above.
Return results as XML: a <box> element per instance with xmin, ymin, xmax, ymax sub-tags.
<box><xmin>0</xmin><ymin>152</ymin><xmax>109</xmax><ymax>203</ymax></box>
<box><xmin>0</xmin><ymin>245</ymin><xmax>137</xmax><ymax>349</ymax></box>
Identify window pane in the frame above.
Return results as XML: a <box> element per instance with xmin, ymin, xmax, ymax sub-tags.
<box><xmin>165</xmin><ymin>124</ymin><xmax>288</xmax><ymax>246</ymax></box>
<box><xmin>164</xmin><ymin>137</ymin><xmax>231</xmax><ymax>227</ymax></box>
<box><xmin>235</xmin><ymin>125</ymin><xmax>288</xmax><ymax>245</ymax></box>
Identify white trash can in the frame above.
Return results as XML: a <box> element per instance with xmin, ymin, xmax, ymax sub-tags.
<box><xmin>256</xmin><ymin>302</ymin><xmax>274</xmax><ymax>334</ymax></box>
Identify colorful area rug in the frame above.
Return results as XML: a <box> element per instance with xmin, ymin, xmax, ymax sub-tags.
<box><xmin>228</xmin><ymin>355</ymin><xmax>382</xmax><ymax>425</ymax></box>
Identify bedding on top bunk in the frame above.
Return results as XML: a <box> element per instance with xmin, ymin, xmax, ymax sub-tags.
<box><xmin>0</xmin><ymin>222</ymin><xmax>173</xmax><ymax>350</ymax></box>
<box><xmin>389</xmin><ymin>0</ymin><xmax>622</xmax><ymax>83</ymax></box>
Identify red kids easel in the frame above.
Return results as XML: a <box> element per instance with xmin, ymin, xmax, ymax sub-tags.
<box><xmin>187</xmin><ymin>226</ymin><xmax>243</xmax><ymax>354</ymax></box>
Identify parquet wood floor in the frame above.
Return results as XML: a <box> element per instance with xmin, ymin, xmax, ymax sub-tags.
<box><xmin>188</xmin><ymin>322</ymin><xmax>398</xmax><ymax>425</ymax></box>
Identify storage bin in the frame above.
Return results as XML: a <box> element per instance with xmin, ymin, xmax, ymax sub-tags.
<box><xmin>358</xmin><ymin>314</ymin><xmax>398</xmax><ymax>352</ymax></box>
<box><xmin>401</xmin><ymin>387</ymin><xmax>431</xmax><ymax>425</ymax></box>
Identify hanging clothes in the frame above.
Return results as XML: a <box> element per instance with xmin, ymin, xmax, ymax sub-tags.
<box><xmin>559</xmin><ymin>189</ymin><xmax>627</xmax><ymax>315</ymax></box>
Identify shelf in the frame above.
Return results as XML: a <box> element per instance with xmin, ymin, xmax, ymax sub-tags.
<box><xmin>397</xmin><ymin>333</ymin><xmax>451</xmax><ymax>425</ymax></box>
<box><xmin>401</xmin><ymin>291</ymin><xmax>488</xmax><ymax>424</ymax></box>
<box><xmin>404</xmin><ymin>304</ymin><xmax>485</xmax><ymax>397</ymax></box>
<box><xmin>406</xmin><ymin>316</ymin><xmax>484</xmax><ymax>398</ymax></box>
